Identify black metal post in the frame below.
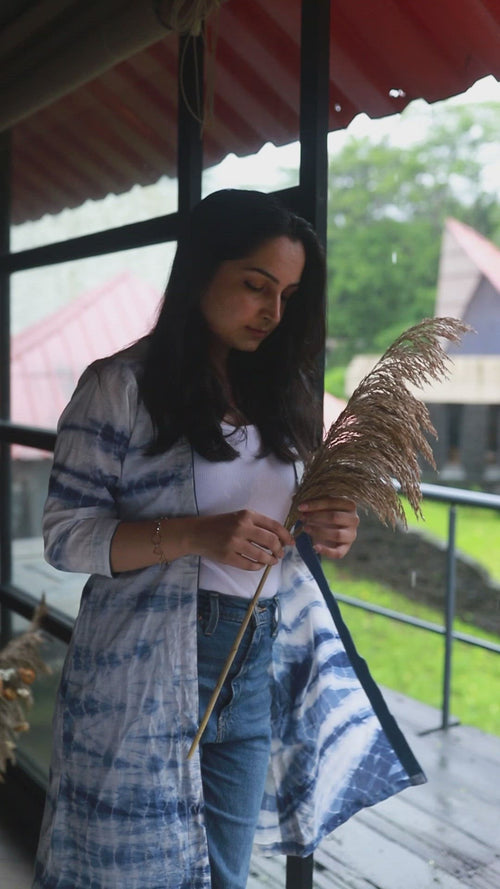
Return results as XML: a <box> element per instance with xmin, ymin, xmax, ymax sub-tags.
<box><xmin>177</xmin><ymin>32</ymin><xmax>203</xmax><ymax>218</ymax></box>
<box><xmin>286</xmin><ymin>3</ymin><xmax>330</xmax><ymax>886</ymax></box>
<box><xmin>0</xmin><ymin>129</ymin><xmax>12</xmax><ymax>645</ymax></box>
<box><xmin>297</xmin><ymin>0</ymin><xmax>331</xmax><ymax>452</ymax></box>
<box><xmin>298</xmin><ymin>0</ymin><xmax>330</xmax><ymax>246</ymax></box>
<box><xmin>287</xmin><ymin>853</ymin><xmax>314</xmax><ymax>889</ymax></box>
<box><xmin>442</xmin><ymin>504</ymin><xmax>457</xmax><ymax>729</ymax></box>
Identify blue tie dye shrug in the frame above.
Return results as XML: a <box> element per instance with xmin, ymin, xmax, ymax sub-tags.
<box><xmin>33</xmin><ymin>341</ymin><xmax>425</xmax><ymax>889</ymax></box>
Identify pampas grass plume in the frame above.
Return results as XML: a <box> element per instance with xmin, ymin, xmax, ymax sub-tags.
<box><xmin>287</xmin><ymin>317</ymin><xmax>472</xmax><ymax>530</ymax></box>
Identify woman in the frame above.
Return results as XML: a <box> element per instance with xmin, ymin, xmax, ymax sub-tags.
<box><xmin>33</xmin><ymin>190</ymin><xmax>424</xmax><ymax>889</ymax></box>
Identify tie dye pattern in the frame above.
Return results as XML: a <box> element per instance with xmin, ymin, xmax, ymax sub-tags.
<box><xmin>33</xmin><ymin>342</ymin><xmax>425</xmax><ymax>889</ymax></box>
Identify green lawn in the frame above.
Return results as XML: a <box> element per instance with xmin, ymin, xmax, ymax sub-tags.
<box><xmin>322</xmin><ymin>560</ymin><xmax>500</xmax><ymax>736</ymax></box>
<box><xmin>404</xmin><ymin>498</ymin><xmax>500</xmax><ymax>582</ymax></box>
<box><xmin>324</xmin><ymin>365</ymin><xmax>347</xmax><ymax>399</ymax></box>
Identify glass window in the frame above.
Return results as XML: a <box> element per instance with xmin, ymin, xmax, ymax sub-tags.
<box><xmin>10</xmin><ymin>243</ymin><xmax>176</xmax><ymax>616</ymax></box>
<box><xmin>11</xmin><ymin>38</ymin><xmax>179</xmax><ymax>252</ymax></box>
<box><xmin>486</xmin><ymin>405</ymin><xmax>500</xmax><ymax>466</ymax></box>
<box><xmin>11</xmin><ymin>445</ymin><xmax>87</xmax><ymax>619</ymax></box>
<box><xmin>11</xmin><ymin>240</ymin><xmax>174</xmax><ymax>358</ymax></box>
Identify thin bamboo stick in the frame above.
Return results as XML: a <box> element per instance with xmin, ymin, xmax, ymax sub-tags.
<box><xmin>187</xmin><ymin>561</ymin><xmax>276</xmax><ymax>759</ymax></box>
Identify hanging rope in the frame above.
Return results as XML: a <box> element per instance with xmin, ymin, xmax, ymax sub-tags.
<box><xmin>155</xmin><ymin>0</ymin><xmax>223</xmax><ymax>128</ymax></box>
<box><xmin>155</xmin><ymin>0</ymin><xmax>223</xmax><ymax>36</ymax></box>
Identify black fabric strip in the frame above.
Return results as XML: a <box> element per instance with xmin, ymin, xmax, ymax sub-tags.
<box><xmin>296</xmin><ymin>532</ymin><xmax>427</xmax><ymax>785</ymax></box>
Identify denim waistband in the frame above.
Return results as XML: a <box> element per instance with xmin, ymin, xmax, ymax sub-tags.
<box><xmin>198</xmin><ymin>588</ymin><xmax>280</xmax><ymax>636</ymax></box>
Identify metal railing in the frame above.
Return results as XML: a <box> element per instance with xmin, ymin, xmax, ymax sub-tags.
<box><xmin>2</xmin><ymin>427</ymin><xmax>499</xmax><ymax>888</ymax></box>
<box><xmin>333</xmin><ymin>481</ymin><xmax>500</xmax><ymax>732</ymax></box>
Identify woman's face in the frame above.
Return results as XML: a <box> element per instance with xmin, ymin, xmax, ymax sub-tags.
<box><xmin>200</xmin><ymin>236</ymin><xmax>305</xmax><ymax>369</ymax></box>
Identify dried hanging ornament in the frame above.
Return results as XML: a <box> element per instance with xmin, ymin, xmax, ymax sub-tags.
<box><xmin>0</xmin><ymin>598</ymin><xmax>50</xmax><ymax>778</ymax></box>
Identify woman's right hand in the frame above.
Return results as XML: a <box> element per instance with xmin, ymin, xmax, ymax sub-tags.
<box><xmin>190</xmin><ymin>510</ymin><xmax>295</xmax><ymax>570</ymax></box>
<box><xmin>110</xmin><ymin>511</ymin><xmax>295</xmax><ymax>574</ymax></box>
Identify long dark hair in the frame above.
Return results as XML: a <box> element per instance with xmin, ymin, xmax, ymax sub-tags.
<box><xmin>139</xmin><ymin>189</ymin><xmax>326</xmax><ymax>462</ymax></box>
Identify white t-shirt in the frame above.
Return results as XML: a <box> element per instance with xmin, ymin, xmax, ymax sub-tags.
<box><xmin>194</xmin><ymin>423</ymin><xmax>295</xmax><ymax>599</ymax></box>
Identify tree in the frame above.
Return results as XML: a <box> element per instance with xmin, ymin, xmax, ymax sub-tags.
<box><xmin>326</xmin><ymin>102</ymin><xmax>500</xmax><ymax>364</ymax></box>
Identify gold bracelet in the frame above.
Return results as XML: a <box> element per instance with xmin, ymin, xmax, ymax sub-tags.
<box><xmin>152</xmin><ymin>516</ymin><xmax>169</xmax><ymax>566</ymax></box>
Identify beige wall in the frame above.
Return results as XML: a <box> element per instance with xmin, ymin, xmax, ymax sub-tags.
<box><xmin>345</xmin><ymin>355</ymin><xmax>500</xmax><ymax>404</ymax></box>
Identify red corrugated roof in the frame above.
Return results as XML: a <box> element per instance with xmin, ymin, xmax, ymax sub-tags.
<box><xmin>11</xmin><ymin>0</ymin><xmax>500</xmax><ymax>224</ymax></box>
<box><xmin>11</xmin><ymin>272</ymin><xmax>161</xmax><ymax>456</ymax></box>
<box><xmin>446</xmin><ymin>218</ymin><xmax>500</xmax><ymax>292</ymax></box>
<box><xmin>12</xmin><ymin>270</ymin><xmax>342</xmax><ymax>456</ymax></box>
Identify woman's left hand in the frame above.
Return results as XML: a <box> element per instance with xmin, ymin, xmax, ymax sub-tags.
<box><xmin>297</xmin><ymin>497</ymin><xmax>359</xmax><ymax>560</ymax></box>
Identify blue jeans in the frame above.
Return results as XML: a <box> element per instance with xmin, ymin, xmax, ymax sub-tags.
<box><xmin>197</xmin><ymin>590</ymin><xmax>279</xmax><ymax>889</ymax></box>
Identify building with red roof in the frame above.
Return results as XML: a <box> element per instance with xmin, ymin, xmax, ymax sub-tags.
<box><xmin>11</xmin><ymin>272</ymin><xmax>161</xmax><ymax>538</ymax></box>
<box><xmin>11</xmin><ymin>272</ymin><xmax>162</xmax><ymax>453</ymax></box>
<box><xmin>346</xmin><ymin>219</ymin><xmax>500</xmax><ymax>487</ymax></box>
<box><xmin>436</xmin><ymin>218</ymin><xmax>500</xmax><ymax>353</ymax></box>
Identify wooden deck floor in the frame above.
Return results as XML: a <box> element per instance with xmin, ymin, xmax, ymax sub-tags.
<box><xmin>249</xmin><ymin>689</ymin><xmax>500</xmax><ymax>889</ymax></box>
<box><xmin>1</xmin><ymin>689</ymin><xmax>498</xmax><ymax>889</ymax></box>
